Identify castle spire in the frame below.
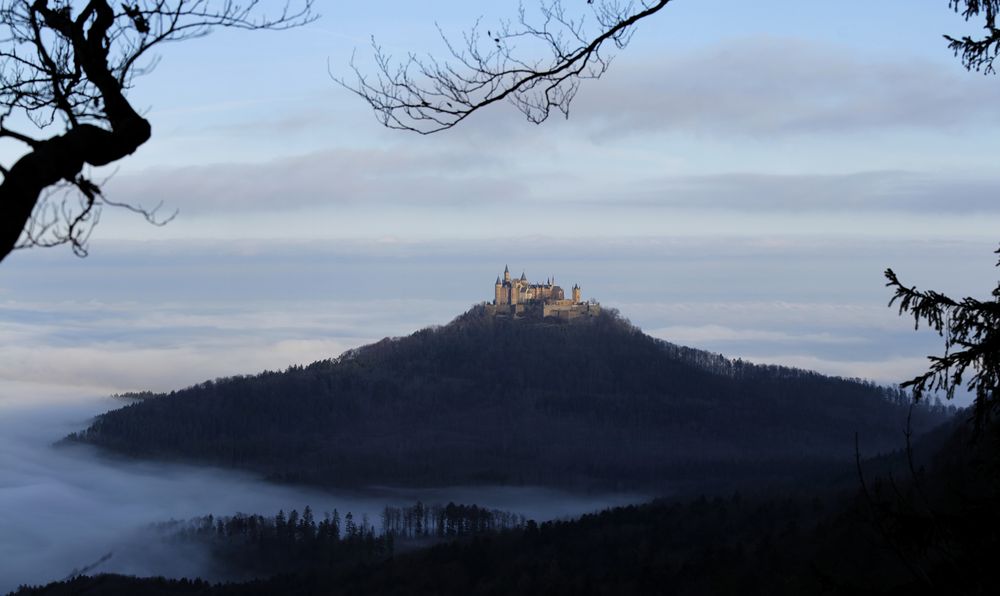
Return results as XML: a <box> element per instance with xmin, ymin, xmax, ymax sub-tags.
<box><xmin>487</xmin><ymin>267</ymin><xmax>599</xmax><ymax>318</ymax></box>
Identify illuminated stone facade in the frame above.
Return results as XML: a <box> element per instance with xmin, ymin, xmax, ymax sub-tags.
<box><xmin>485</xmin><ymin>265</ymin><xmax>600</xmax><ymax>320</ymax></box>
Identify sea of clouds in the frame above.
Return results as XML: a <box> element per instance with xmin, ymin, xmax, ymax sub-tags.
<box><xmin>0</xmin><ymin>236</ymin><xmax>991</xmax><ymax>590</ymax></box>
<box><xmin>1</xmin><ymin>236</ymin><xmax>989</xmax><ymax>399</ymax></box>
<box><xmin>0</xmin><ymin>395</ymin><xmax>647</xmax><ymax>592</ymax></box>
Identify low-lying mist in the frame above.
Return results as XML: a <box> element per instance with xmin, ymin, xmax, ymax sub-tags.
<box><xmin>0</xmin><ymin>397</ymin><xmax>645</xmax><ymax>593</ymax></box>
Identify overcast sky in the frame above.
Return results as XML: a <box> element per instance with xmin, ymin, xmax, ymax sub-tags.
<box><xmin>1</xmin><ymin>0</ymin><xmax>998</xmax><ymax>408</ymax></box>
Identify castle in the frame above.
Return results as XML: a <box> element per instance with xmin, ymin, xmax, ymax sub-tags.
<box><xmin>485</xmin><ymin>265</ymin><xmax>600</xmax><ymax>320</ymax></box>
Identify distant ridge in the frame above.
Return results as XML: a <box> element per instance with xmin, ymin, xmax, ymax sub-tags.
<box><xmin>69</xmin><ymin>306</ymin><xmax>952</xmax><ymax>491</ymax></box>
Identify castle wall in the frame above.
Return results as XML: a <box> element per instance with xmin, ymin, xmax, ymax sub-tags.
<box><xmin>489</xmin><ymin>269</ymin><xmax>597</xmax><ymax>320</ymax></box>
<box><xmin>542</xmin><ymin>302</ymin><xmax>600</xmax><ymax>320</ymax></box>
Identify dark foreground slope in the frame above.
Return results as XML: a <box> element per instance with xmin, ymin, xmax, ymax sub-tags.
<box><xmin>71</xmin><ymin>307</ymin><xmax>949</xmax><ymax>490</ymax></box>
<box><xmin>20</xmin><ymin>418</ymin><xmax>998</xmax><ymax>596</ymax></box>
<box><xmin>23</xmin><ymin>415</ymin><xmax>999</xmax><ymax>596</ymax></box>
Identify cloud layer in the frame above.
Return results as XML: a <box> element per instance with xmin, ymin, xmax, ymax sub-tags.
<box><xmin>573</xmin><ymin>37</ymin><xmax>1000</xmax><ymax>137</ymax></box>
<box><xmin>3</xmin><ymin>236</ymin><xmax>989</xmax><ymax>404</ymax></box>
<box><xmin>86</xmin><ymin>36</ymin><xmax>1000</xmax><ymax>232</ymax></box>
<box><xmin>0</xmin><ymin>399</ymin><xmax>643</xmax><ymax>592</ymax></box>
<box><xmin>107</xmin><ymin>157</ymin><xmax>1000</xmax><ymax>219</ymax></box>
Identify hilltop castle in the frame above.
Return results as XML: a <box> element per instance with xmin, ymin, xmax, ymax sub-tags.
<box><xmin>485</xmin><ymin>265</ymin><xmax>600</xmax><ymax>320</ymax></box>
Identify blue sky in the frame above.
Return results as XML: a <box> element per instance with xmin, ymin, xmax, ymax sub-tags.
<box><xmin>0</xmin><ymin>0</ymin><xmax>997</xmax><ymax>406</ymax></box>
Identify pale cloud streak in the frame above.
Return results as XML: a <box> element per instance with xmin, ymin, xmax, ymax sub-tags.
<box><xmin>581</xmin><ymin>171</ymin><xmax>1000</xmax><ymax>213</ymax></box>
<box><xmin>102</xmin><ymin>155</ymin><xmax>1000</xmax><ymax>221</ymax></box>
<box><xmin>574</xmin><ymin>37</ymin><xmax>1000</xmax><ymax>137</ymax></box>
<box><xmin>104</xmin><ymin>146</ymin><xmax>534</xmax><ymax>215</ymax></box>
<box><xmin>0</xmin><ymin>297</ymin><xmax>461</xmax><ymax>401</ymax></box>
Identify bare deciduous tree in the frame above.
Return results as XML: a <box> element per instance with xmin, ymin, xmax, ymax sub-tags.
<box><xmin>0</xmin><ymin>0</ymin><xmax>315</xmax><ymax>263</ymax></box>
<box><xmin>342</xmin><ymin>0</ymin><xmax>673</xmax><ymax>134</ymax></box>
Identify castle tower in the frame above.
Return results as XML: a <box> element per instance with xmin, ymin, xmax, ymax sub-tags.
<box><xmin>488</xmin><ymin>267</ymin><xmax>598</xmax><ymax>319</ymax></box>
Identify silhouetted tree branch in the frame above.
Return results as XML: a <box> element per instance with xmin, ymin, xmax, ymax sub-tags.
<box><xmin>341</xmin><ymin>0</ymin><xmax>673</xmax><ymax>134</ymax></box>
<box><xmin>946</xmin><ymin>0</ymin><xmax>1000</xmax><ymax>73</ymax></box>
<box><xmin>885</xmin><ymin>246</ymin><xmax>1000</xmax><ymax>429</ymax></box>
<box><xmin>0</xmin><ymin>0</ymin><xmax>315</xmax><ymax>262</ymax></box>
<box><xmin>346</xmin><ymin>0</ymin><xmax>1000</xmax><ymax>133</ymax></box>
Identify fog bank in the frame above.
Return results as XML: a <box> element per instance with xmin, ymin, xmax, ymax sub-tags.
<box><xmin>0</xmin><ymin>397</ymin><xmax>643</xmax><ymax>592</ymax></box>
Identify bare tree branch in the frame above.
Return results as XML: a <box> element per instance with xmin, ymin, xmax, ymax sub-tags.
<box><xmin>339</xmin><ymin>0</ymin><xmax>673</xmax><ymax>134</ymax></box>
<box><xmin>0</xmin><ymin>1</ymin><xmax>316</xmax><ymax>262</ymax></box>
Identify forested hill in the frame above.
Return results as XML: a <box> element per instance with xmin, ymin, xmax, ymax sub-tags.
<box><xmin>70</xmin><ymin>307</ymin><xmax>952</xmax><ymax>490</ymax></box>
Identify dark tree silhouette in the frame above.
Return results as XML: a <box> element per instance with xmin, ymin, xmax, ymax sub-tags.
<box><xmin>343</xmin><ymin>0</ymin><xmax>674</xmax><ymax>134</ymax></box>
<box><xmin>885</xmin><ymin>249</ymin><xmax>1000</xmax><ymax>428</ymax></box>
<box><xmin>946</xmin><ymin>0</ymin><xmax>1000</xmax><ymax>73</ymax></box>
<box><xmin>0</xmin><ymin>0</ymin><xmax>314</xmax><ymax>263</ymax></box>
